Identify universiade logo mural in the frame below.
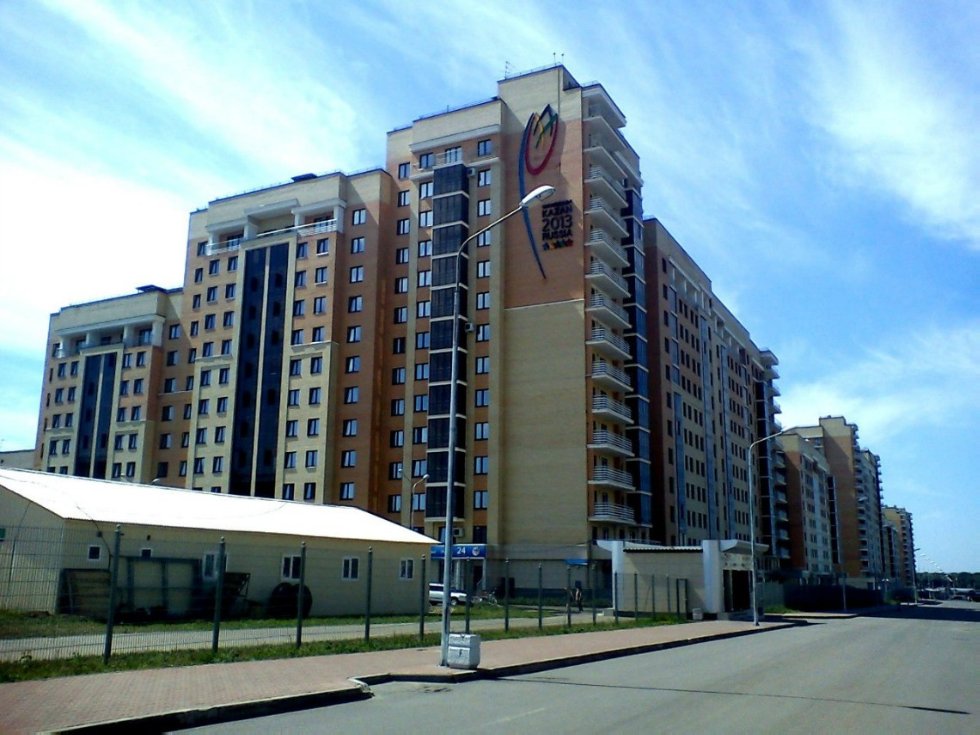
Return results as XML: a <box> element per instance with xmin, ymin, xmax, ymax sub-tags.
<box><xmin>519</xmin><ymin>104</ymin><xmax>561</xmax><ymax>278</ymax></box>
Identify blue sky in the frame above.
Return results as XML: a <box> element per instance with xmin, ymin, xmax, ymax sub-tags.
<box><xmin>0</xmin><ymin>1</ymin><xmax>976</xmax><ymax>573</ymax></box>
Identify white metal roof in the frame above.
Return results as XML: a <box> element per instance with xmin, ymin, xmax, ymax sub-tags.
<box><xmin>0</xmin><ymin>468</ymin><xmax>435</xmax><ymax>545</ymax></box>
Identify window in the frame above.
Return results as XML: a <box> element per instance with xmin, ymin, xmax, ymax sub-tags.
<box><xmin>225</xmin><ymin>283</ymin><xmax>236</xmax><ymax>298</ymax></box>
<box><xmin>413</xmin><ymin>426</ymin><xmax>428</xmax><ymax>445</ymax></box>
<box><xmin>168</xmin><ymin>324</ymin><xmax>181</xmax><ymax>339</ymax></box>
<box><xmin>419</xmin><ymin>152</ymin><xmax>434</xmax><ymax>169</ymax></box>
<box><xmin>477</xmin><ymin>260</ymin><xmax>491</xmax><ymax>278</ymax></box>
<box><xmin>477</xmin><ymin>230</ymin><xmax>491</xmax><ymax>247</ymax></box>
<box><xmin>310</xmin><ymin>355</ymin><xmax>323</xmax><ymax>374</ymax></box>
<box><xmin>307</xmin><ymin>418</ymin><xmax>320</xmax><ymax>436</ymax></box>
<box><xmin>388</xmin><ymin>494</ymin><xmax>403</xmax><ymax>513</ymax></box>
<box><xmin>199</xmin><ymin>370</ymin><xmax>210</xmax><ymax>387</ymax></box>
<box><xmin>212</xmin><ymin>456</ymin><xmax>224</xmax><ymax>473</ymax></box>
<box><xmin>347</xmin><ymin>325</ymin><xmax>362</xmax><ymax>343</ymax></box>
<box><xmin>393</xmin><ymin>337</ymin><xmax>406</xmax><ymax>354</ymax></box>
<box><xmin>412</xmin><ymin>458</ymin><xmax>427</xmax><ymax>478</ymax></box>
<box><xmin>397</xmin><ymin>190</ymin><xmax>409</xmax><ymax>207</ymax></box>
<box><xmin>215</xmin><ymin>426</ymin><xmax>226</xmax><ymax>443</ymax></box>
<box><xmin>392</xmin><ymin>367</ymin><xmax>406</xmax><ymax>384</ymax></box>
<box><xmin>388</xmin><ymin>462</ymin><xmax>403</xmax><ymax>480</ymax></box>
<box><xmin>417</xmin><ymin>270</ymin><xmax>431</xmax><ymax>287</ymax></box>
<box><xmin>166</xmin><ymin>350</ymin><xmax>179</xmax><ymax>366</ymax></box>
<box><xmin>219</xmin><ymin>367</ymin><xmax>230</xmax><ymax>384</ymax></box>
<box><xmin>348</xmin><ymin>295</ymin><xmax>363</xmax><ymax>312</ymax></box>
<box><xmin>418</xmin><ymin>210</ymin><xmax>432</xmax><ymax>227</ymax></box>
<box><xmin>416</xmin><ymin>300</ymin><xmax>430</xmax><ymax>318</ymax></box>
<box><xmin>293</xmin><ymin>300</ymin><xmax>305</xmax><ymax>317</ymax></box>
<box><xmin>296</xmin><ymin>242</ymin><xmax>307</xmax><ymax>259</ymax></box>
<box><xmin>290</xmin><ymin>358</ymin><xmax>302</xmax><ymax>377</ymax></box>
<box><xmin>162</xmin><ymin>405</ymin><xmax>175</xmax><ymax>421</ymax></box>
<box><xmin>419</xmin><ymin>181</ymin><xmax>433</xmax><ymax>198</ymax></box>
<box><xmin>223</xmin><ymin>311</ymin><xmax>234</xmax><ymax>327</ymax></box>
<box><xmin>477</xmin><ymin>169</ymin><xmax>491</xmax><ymax>187</ymax></box>
<box><xmin>179</xmin><ymin>460</ymin><xmax>187</xmax><ymax>477</ymax></box>
<box><xmin>415</xmin><ymin>332</ymin><xmax>430</xmax><ymax>349</ymax></box>
<box><xmin>282</xmin><ymin>555</ymin><xmax>302</xmax><ymax>580</ymax></box>
<box><xmin>444</xmin><ymin>146</ymin><xmax>461</xmax><ymax>163</ymax></box>
<box><xmin>194</xmin><ymin>267</ymin><xmax>204</xmax><ymax>283</ymax></box>
<box><xmin>390</xmin><ymin>429</ymin><xmax>404</xmax><ymax>447</ymax></box>
<box><xmin>209</xmin><ymin>259</ymin><xmax>220</xmax><ymax>275</ymax></box>
<box><xmin>316</xmin><ymin>238</ymin><xmax>329</xmax><ymax>255</ymax></box>
<box><xmin>88</xmin><ymin>545</ymin><xmax>102</xmax><ymax>562</ymax></box>
<box><xmin>396</xmin><ymin>218</ymin><xmax>410</xmax><ymax>235</ymax></box>
<box><xmin>295</xmin><ymin>271</ymin><xmax>307</xmax><ymax>287</ymax></box>
<box><xmin>415</xmin><ymin>362</ymin><xmax>429</xmax><ymax>380</ymax></box>
<box><xmin>352</xmin><ymin>208</ymin><xmax>366</xmax><ymax>225</ymax></box>
<box><xmin>476</xmin><ymin>324</ymin><xmax>490</xmax><ymax>342</ymax></box>
<box><xmin>395</xmin><ymin>247</ymin><xmax>409</xmax><ymax>264</ymax></box>
<box><xmin>476</xmin><ymin>291</ymin><xmax>490</xmax><ymax>310</ymax></box>
<box><xmin>202</xmin><ymin>342</ymin><xmax>213</xmax><ymax>357</ymax></box>
<box><xmin>414</xmin><ymin>394</ymin><xmax>428</xmax><ymax>412</ymax></box>
<box><xmin>351</xmin><ymin>236</ymin><xmax>365</xmax><ymax>254</ymax></box>
<box><xmin>111</xmin><ymin>463</ymin><xmax>122</xmax><ymax>478</ymax></box>
<box><xmin>477</xmin><ymin>138</ymin><xmax>492</xmax><ymax>156</ymax></box>
<box><xmin>475</xmin><ymin>422</ymin><xmax>489</xmax><ymax>440</ymax></box>
<box><xmin>308</xmin><ymin>387</ymin><xmax>321</xmax><ymax>405</ymax></box>
<box><xmin>397</xmin><ymin>162</ymin><xmax>410</xmax><ymax>179</ymax></box>
<box><xmin>291</xmin><ymin>329</ymin><xmax>304</xmax><ymax>346</ymax></box>
<box><xmin>303</xmin><ymin>482</ymin><xmax>316</xmax><ymax>501</ymax></box>
<box><xmin>399</xmin><ymin>558</ymin><xmax>414</xmax><ymax>580</ymax></box>
<box><xmin>342</xmin><ymin>419</ymin><xmax>358</xmax><ymax>437</ymax></box>
<box><xmin>197</xmin><ymin>399</ymin><xmax>208</xmax><ymax>416</ymax></box>
<box><xmin>118</xmin><ymin>382</ymin><xmax>128</xmax><ymax>397</ymax></box>
<box><xmin>287</xmin><ymin>389</ymin><xmax>300</xmax><ymax>406</ymax></box>
<box><xmin>394</xmin><ymin>307</ymin><xmax>407</xmax><ymax>324</ymax></box>
<box><xmin>339</xmin><ymin>482</ymin><xmax>355</xmax><ymax>500</ymax></box>
<box><xmin>283</xmin><ymin>483</ymin><xmax>295</xmax><ymax>501</ymax></box>
<box><xmin>285</xmin><ymin>419</ymin><xmax>299</xmax><ymax>438</ymax></box>
<box><xmin>207</xmin><ymin>286</ymin><xmax>218</xmax><ymax>303</ymax></box>
<box><xmin>417</xmin><ymin>239</ymin><xmax>432</xmax><ymax>257</ymax></box>
<box><xmin>192</xmin><ymin>294</ymin><xmax>201</xmax><ymax>309</ymax></box>
<box><xmin>221</xmin><ymin>339</ymin><xmax>232</xmax><ymax>355</ymax></box>
<box><xmin>196</xmin><ymin>428</ymin><xmax>207</xmax><ymax>445</ymax></box>
<box><xmin>477</xmin><ymin>199</ymin><xmax>492</xmax><ymax>216</ymax></box>
<box><xmin>475</xmin><ymin>389</ymin><xmax>489</xmax><ymax>407</ymax></box>
<box><xmin>395</xmin><ymin>277</ymin><xmax>409</xmax><ymax>294</ymax></box>
<box><xmin>228</xmin><ymin>255</ymin><xmax>238</xmax><ymax>271</ymax></box>
<box><xmin>391</xmin><ymin>398</ymin><xmax>405</xmax><ymax>416</ymax></box>
<box><xmin>344</xmin><ymin>386</ymin><xmax>359</xmax><ymax>403</ymax></box>
<box><xmin>181</xmin><ymin>432</ymin><xmax>190</xmax><ymax>448</ymax></box>
<box><xmin>349</xmin><ymin>266</ymin><xmax>364</xmax><ymax>283</ymax></box>
<box><xmin>474</xmin><ymin>456</ymin><xmax>489</xmax><ymax>475</ymax></box>
<box><xmin>315</xmin><ymin>266</ymin><xmax>328</xmax><ymax>284</ymax></box>
<box><xmin>475</xmin><ymin>356</ymin><xmax>489</xmax><ymax>374</ymax></box>
<box><xmin>217</xmin><ymin>396</ymin><xmax>228</xmax><ymax>413</ymax></box>
<box><xmin>130</xmin><ymin>406</ymin><xmax>141</xmax><ymax>421</ymax></box>
<box><xmin>311</xmin><ymin>326</ymin><xmax>324</xmax><ymax>343</ymax></box>
<box><xmin>284</xmin><ymin>451</ymin><xmax>297</xmax><ymax>469</ymax></box>
<box><xmin>474</xmin><ymin>490</ymin><xmax>489</xmax><ymax>509</ymax></box>
<box><xmin>412</xmin><ymin>493</ymin><xmax>426</xmax><ymax>512</ymax></box>
<box><xmin>342</xmin><ymin>557</ymin><xmax>359</xmax><ymax>580</ymax></box>
<box><xmin>313</xmin><ymin>296</ymin><xmax>326</xmax><ymax>315</ymax></box>
<box><xmin>345</xmin><ymin>356</ymin><xmax>361</xmax><ymax>374</ymax></box>
<box><xmin>341</xmin><ymin>450</ymin><xmax>356</xmax><ymax>468</ymax></box>
<box><xmin>305</xmin><ymin>450</ymin><xmax>318</xmax><ymax>468</ymax></box>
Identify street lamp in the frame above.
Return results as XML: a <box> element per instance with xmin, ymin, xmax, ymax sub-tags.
<box><xmin>747</xmin><ymin>428</ymin><xmax>790</xmax><ymax>626</ymax></box>
<box><xmin>439</xmin><ymin>183</ymin><xmax>555</xmax><ymax>667</ymax></box>
<box><xmin>411</xmin><ymin>474</ymin><xmax>429</xmax><ymax>532</ymax></box>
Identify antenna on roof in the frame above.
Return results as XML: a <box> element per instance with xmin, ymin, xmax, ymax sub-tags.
<box><xmin>504</xmin><ymin>60</ymin><xmax>511</xmax><ymax>78</ymax></box>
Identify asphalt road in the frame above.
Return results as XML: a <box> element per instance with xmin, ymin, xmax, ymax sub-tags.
<box><xmin>179</xmin><ymin>602</ymin><xmax>979</xmax><ymax>735</ymax></box>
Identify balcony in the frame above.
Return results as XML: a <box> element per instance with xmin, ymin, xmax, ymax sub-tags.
<box><xmin>588</xmin><ymin>328</ymin><xmax>631</xmax><ymax>361</ymax></box>
<box><xmin>591</xmin><ymin>395</ymin><xmax>633</xmax><ymax>424</ymax></box>
<box><xmin>585</xmin><ymin>165</ymin><xmax>627</xmax><ymax>208</ymax></box>
<box><xmin>584</xmin><ymin>135</ymin><xmax>628</xmax><ymax>181</ymax></box>
<box><xmin>588</xmin><ymin>430</ymin><xmax>634</xmax><ymax>458</ymax></box>
<box><xmin>589</xmin><ymin>501</ymin><xmax>636</xmax><ymax>525</ymax></box>
<box><xmin>588</xmin><ymin>466</ymin><xmax>636</xmax><ymax>492</ymax></box>
<box><xmin>590</xmin><ymin>361</ymin><xmax>632</xmax><ymax>392</ymax></box>
<box><xmin>586</xmin><ymin>260</ymin><xmax>630</xmax><ymax>297</ymax></box>
<box><xmin>774</xmin><ymin>490</ymin><xmax>788</xmax><ymax>505</ymax></box>
<box><xmin>586</xmin><ymin>230</ymin><xmax>629</xmax><ymax>269</ymax></box>
<box><xmin>297</xmin><ymin>219</ymin><xmax>338</xmax><ymax>237</ymax></box>
<box><xmin>585</xmin><ymin>196</ymin><xmax>628</xmax><ymax>238</ymax></box>
<box><xmin>587</xmin><ymin>294</ymin><xmax>630</xmax><ymax>329</ymax></box>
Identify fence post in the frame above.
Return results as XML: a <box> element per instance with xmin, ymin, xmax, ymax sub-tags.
<box><xmin>212</xmin><ymin>537</ymin><xmax>226</xmax><ymax>653</ymax></box>
<box><xmin>295</xmin><ymin>542</ymin><xmax>307</xmax><ymax>648</ymax></box>
<box><xmin>651</xmin><ymin>575</ymin><xmax>656</xmax><ymax>619</ymax></box>
<box><xmin>464</xmin><ymin>561</ymin><xmax>472</xmax><ymax>634</ymax></box>
<box><xmin>666</xmin><ymin>575</ymin><xmax>671</xmax><ymax>618</ymax></box>
<box><xmin>364</xmin><ymin>546</ymin><xmax>373</xmax><ymax>642</ymax></box>
<box><xmin>102</xmin><ymin>525</ymin><xmax>122</xmax><ymax>664</ymax></box>
<box><xmin>565</xmin><ymin>564</ymin><xmax>572</xmax><ymax>627</ymax></box>
<box><xmin>674</xmin><ymin>578</ymin><xmax>682</xmax><ymax>620</ymax></box>
<box><xmin>613</xmin><ymin>572</ymin><xmax>619</xmax><ymax>624</ymax></box>
<box><xmin>684</xmin><ymin>578</ymin><xmax>690</xmax><ymax>619</ymax></box>
<box><xmin>537</xmin><ymin>564</ymin><xmax>543</xmax><ymax>630</ymax></box>
<box><xmin>504</xmin><ymin>558</ymin><xmax>510</xmax><ymax>632</ymax></box>
<box><xmin>591</xmin><ymin>562</ymin><xmax>597</xmax><ymax>625</ymax></box>
<box><xmin>419</xmin><ymin>555</ymin><xmax>427</xmax><ymax>642</ymax></box>
<box><xmin>633</xmin><ymin>572</ymin><xmax>639</xmax><ymax>621</ymax></box>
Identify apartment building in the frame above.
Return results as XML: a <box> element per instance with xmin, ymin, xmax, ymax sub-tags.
<box><xmin>795</xmin><ymin>417</ymin><xmax>885</xmax><ymax>585</ymax></box>
<box><xmin>777</xmin><ymin>432</ymin><xmax>838</xmax><ymax>578</ymax></box>
<box><xmin>882</xmin><ymin>505</ymin><xmax>916</xmax><ymax>590</ymax></box>
<box><xmin>35</xmin><ymin>65</ymin><xmax>789</xmax><ymax>590</ymax></box>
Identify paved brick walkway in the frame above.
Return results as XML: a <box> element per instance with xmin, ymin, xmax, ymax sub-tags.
<box><xmin>0</xmin><ymin>620</ymin><xmax>791</xmax><ymax>733</ymax></box>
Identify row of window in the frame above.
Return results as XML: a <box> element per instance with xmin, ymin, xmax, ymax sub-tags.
<box><xmin>193</xmin><ymin>255</ymin><xmax>238</xmax><ymax>283</ymax></box>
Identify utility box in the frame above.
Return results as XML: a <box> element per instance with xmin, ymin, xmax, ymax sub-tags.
<box><xmin>447</xmin><ymin>633</ymin><xmax>481</xmax><ymax>669</ymax></box>
<box><xmin>692</xmin><ymin>607</ymin><xmax>703</xmax><ymax>621</ymax></box>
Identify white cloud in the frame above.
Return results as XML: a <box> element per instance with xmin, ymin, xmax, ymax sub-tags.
<box><xmin>795</xmin><ymin>1</ymin><xmax>980</xmax><ymax>250</ymax></box>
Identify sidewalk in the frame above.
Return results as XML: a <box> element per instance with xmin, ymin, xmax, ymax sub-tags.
<box><xmin>0</xmin><ymin>619</ymin><xmax>793</xmax><ymax>733</ymax></box>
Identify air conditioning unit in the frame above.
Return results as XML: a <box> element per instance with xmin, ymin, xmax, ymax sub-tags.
<box><xmin>452</xmin><ymin>527</ymin><xmax>464</xmax><ymax>538</ymax></box>
<box><xmin>463</xmin><ymin>321</ymin><xmax>475</xmax><ymax>333</ymax></box>
<box><xmin>466</xmin><ymin>167</ymin><xmax>476</xmax><ymax>177</ymax></box>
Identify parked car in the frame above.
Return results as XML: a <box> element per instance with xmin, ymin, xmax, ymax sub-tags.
<box><xmin>428</xmin><ymin>583</ymin><xmax>468</xmax><ymax>606</ymax></box>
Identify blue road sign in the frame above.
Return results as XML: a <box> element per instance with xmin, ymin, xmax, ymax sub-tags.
<box><xmin>430</xmin><ymin>543</ymin><xmax>487</xmax><ymax>560</ymax></box>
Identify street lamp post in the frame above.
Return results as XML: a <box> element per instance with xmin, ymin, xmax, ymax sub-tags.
<box><xmin>439</xmin><ymin>184</ymin><xmax>555</xmax><ymax>667</ymax></box>
<box><xmin>411</xmin><ymin>474</ymin><xmax>429</xmax><ymax>533</ymax></box>
<box><xmin>747</xmin><ymin>428</ymin><xmax>790</xmax><ymax>627</ymax></box>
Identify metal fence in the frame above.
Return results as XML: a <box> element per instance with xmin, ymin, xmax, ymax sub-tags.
<box><xmin>1</xmin><ymin>526</ymin><xmax>658</xmax><ymax>664</ymax></box>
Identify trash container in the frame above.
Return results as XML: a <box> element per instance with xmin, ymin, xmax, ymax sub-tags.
<box><xmin>692</xmin><ymin>608</ymin><xmax>703</xmax><ymax>621</ymax></box>
<box><xmin>447</xmin><ymin>633</ymin><xmax>481</xmax><ymax>669</ymax></box>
